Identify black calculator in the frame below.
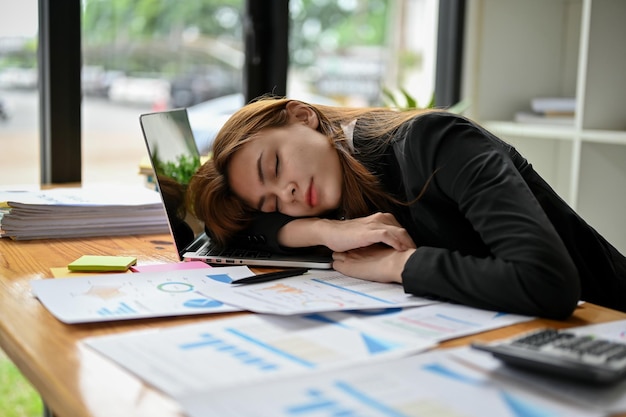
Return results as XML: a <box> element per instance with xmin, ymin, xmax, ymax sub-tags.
<box><xmin>471</xmin><ymin>328</ymin><xmax>626</xmax><ymax>385</ymax></box>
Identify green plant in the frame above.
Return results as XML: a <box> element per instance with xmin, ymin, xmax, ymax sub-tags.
<box><xmin>151</xmin><ymin>146</ymin><xmax>201</xmax><ymax>186</ymax></box>
<box><xmin>0</xmin><ymin>350</ymin><xmax>43</xmax><ymax>417</ymax></box>
<box><xmin>382</xmin><ymin>87</ymin><xmax>470</xmax><ymax>114</ymax></box>
<box><xmin>382</xmin><ymin>87</ymin><xmax>435</xmax><ymax>110</ymax></box>
<box><xmin>155</xmin><ymin>153</ymin><xmax>201</xmax><ymax>185</ymax></box>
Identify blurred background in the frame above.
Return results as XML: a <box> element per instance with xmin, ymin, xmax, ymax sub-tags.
<box><xmin>0</xmin><ymin>0</ymin><xmax>441</xmax><ymax>188</ymax></box>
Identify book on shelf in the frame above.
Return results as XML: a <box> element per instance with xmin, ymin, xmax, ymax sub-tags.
<box><xmin>514</xmin><ymin>111</ymin><xmax>575</xmax><ymax>126</ymax></box>
<box><xmin>0</xmin><ymin>184</ymin><xmax>169</xmax><ymax>240</ymax></box>
<box><xmin>530</xmin><ymin>97</ymin><xmax>576</xmax><ymax>113</ymax></box>
<box><xmin>514</xmin><ymin>96</ymin><xmax>576</xmax><ymax>126</ymax></box>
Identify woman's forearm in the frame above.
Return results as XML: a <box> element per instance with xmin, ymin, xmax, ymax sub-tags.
<box><xmin>276</xmin><ymin>213</ymin><xmax>416</xmax><ymax>252</ymax></box>
<box><xmin>276</xmin><ymin>217</ymin><xmax>334</xmax><ymax>248</ymax></box>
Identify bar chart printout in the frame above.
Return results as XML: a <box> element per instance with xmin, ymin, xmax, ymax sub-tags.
<box><xmin>179</xmin><ymin>348</ymin><xmax>602</xmax><ymax>417</ymax></box>
<box><xmin>84</xmin><ymin>313</ymin><xmax>434</xmax><ymax>399</ymax></box>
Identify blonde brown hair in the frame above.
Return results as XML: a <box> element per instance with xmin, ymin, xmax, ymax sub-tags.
<box><xmin>188</xmin><ymin>96</ymin><xmax>429</xmax><ymax>245</ymax></box>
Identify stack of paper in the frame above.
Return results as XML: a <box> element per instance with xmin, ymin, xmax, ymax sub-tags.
<box><xmin>0</xmin><ymin>184</ymin><xmax>169</xmax><ymax>240</ymax></box>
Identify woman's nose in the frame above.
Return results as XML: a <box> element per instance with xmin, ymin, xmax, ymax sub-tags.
<box><xmin>277</xmin><ymin>182</ymin><xmax>296</xmax><ymax>203</ymax></box>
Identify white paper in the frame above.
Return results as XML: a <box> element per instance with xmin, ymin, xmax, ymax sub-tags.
<box><xmin>30</xmin><ymin>267</ymin><xmax>255</xmax><ymax>323</ymax></box>
<box><xmin>85</xmin><ymin>313</ymin><xmax>435</xmax><ymax>399</ymax></box>
<box><xmin>319</xmin><ymin>303</ymin><xmax>534</xmax><ymax>343</ymax></box>
<box><xmin>31</xmin><ymin>266</ymin><xmax>439</xmax><ymax>323</ymax></box>
<box><xmin>181</xmin><ymin>347</ymin><xmax>602</xmax><ymax>417</ymax></box>
<box><xmin>567</xmin><ymin>318</ymin><xmax>626</xmax><ymax>342</ymax></box>
<box><xmin>0</xmin><ymin>184</ymin><xmax>164</xmax><ymax>209</ymax></box>
<box><xmin>199</xmin><ymin>269</ymin><xmax>440</xmax><ymax>315</ymax></box>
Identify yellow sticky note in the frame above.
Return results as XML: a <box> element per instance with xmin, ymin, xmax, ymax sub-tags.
<box><xmin>67</xmin><ymin>255</ymin><xmax>137</xmax><ymax>272</ymax></box>
<box><xmin>49</xmin><ymin>267</ymin><xmax>133</xmax><ymax>278</ymax></box>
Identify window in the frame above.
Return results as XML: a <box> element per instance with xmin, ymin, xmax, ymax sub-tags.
<box><xmin>288</xmin><ymin>0</ymin><xmax>439</xmax><ymax>108</ymax></box>
<box><xmin>81</xmin><ymin>0</ymin><xmax>244</xmax><ymax>186</ymax></box>
<box><xmin>0</xmin><ymin>0</ymin><xmax>39</xmax><ymax>187</ymax></box>
<box><xmin>1</xmin><ymin>0</ymin><xmax>441</xmax><ymax>188</ymax></box>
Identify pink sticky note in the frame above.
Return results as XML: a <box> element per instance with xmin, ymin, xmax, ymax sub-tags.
<box><xmin>129</xmin><ymin>261</ymin><xmax>211</xmax><ymax>273</ymax></box>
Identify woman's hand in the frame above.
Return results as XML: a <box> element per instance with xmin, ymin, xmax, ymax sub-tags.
<box><xmin>320</xmin><ymin>212</ymin><xmax>416</xmax><ymax>252</ymax></box>
<box><xmin>332</xmin><ymin>244</ymin><xmax>415</xmax><ymax>283</ymax></box>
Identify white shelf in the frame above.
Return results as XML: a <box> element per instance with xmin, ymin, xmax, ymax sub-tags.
<box><xmin>483</xmin><ymin>122</ymin><xmax>626</xmax><ymax>146</ymax></box>
<box><xmin>482</xmin><ymin>121</ymin><xmax>577</xmax><ymax>141</ymax></box>
<box><xmin>581</xmin><ymin>130</ymin><xmax>626</xmax><ymax>146</ymax></box>
<box><xmin>462</xmin><ymin>0</ymin><xmax>626</xmax><ymax>253</ymax></box>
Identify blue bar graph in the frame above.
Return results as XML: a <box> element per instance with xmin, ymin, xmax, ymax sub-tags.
<box><xmin>97</xmin><ymin>302</ymin><xmax>137</xmax><ymax>317</ymax></box>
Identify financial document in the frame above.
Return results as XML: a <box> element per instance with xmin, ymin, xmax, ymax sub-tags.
<box><xmin>85</xmin><ymin>313</ymin><xmax>435</xmax><ymax>399</ymax></box>
<box><xmin>31</xmin><ymin>266</ymin><xmax>439</xmax><ymax>322</ymax></box>
<box><xmin>319</xmin><ymin>303</ymin><xmax>534</xmax><ymax>343</ymax></box>
<box><xmin>199</xmin><ymin>268</ymin><xmax>440</xmax><ymax>314</ymax></box>
<box><xmin>30</xmin><ymin>266</ymin><xmax>254</xmax><ymax>323</ymax></box>
<box><xmin>180</xmin><ymin>347</ymin><xmax>603</xmax><ymax>417</ymax></box>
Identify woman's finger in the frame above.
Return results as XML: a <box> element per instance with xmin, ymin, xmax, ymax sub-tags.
<box><xmin>372</xmin><ymin>226</ymin><xmax>416</xmax><ymax>251</ymax></box>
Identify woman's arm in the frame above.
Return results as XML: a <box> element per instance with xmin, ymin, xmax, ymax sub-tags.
<box><xmin>393</xmin><ymin>113</ymin><xmax>580</xmax><ymax>319</ymax></box>
<box><xmin>239</xmin><ymin>211</ymin><xmax>414</xmax><ymax>255</ymax></box>
<box><xmin>277</xmin><ymin>212</ymin><xmax>416</xmax><ymax>252</ymax></box>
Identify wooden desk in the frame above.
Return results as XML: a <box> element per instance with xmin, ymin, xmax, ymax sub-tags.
<box><xmin>1</xmin><ymin>234</ymin><xmax>625</xmax><ymax>417</ymax></box>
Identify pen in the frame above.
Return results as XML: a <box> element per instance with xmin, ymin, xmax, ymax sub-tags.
<box><xmin>230</xmin><ymin>268</ymin><xmax>309</xmax><ymax>285</ymax></box>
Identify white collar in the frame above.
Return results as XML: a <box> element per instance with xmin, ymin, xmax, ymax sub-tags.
<box><xmin>340</xmin><ymin>119</ymin><xmax>357</xmax><ymax>153</ymax></box>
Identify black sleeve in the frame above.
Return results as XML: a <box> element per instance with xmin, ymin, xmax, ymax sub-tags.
<box><xmin>236</xmin><ymin>212</ymin><xmax>325</xmax><ymax>255</ymax></box>
<box><xmin>232</xmin><ymin>212</ymin><xmax>293</xmax><ymax>253</ymax></box>
<box><xmin>397</xmin><ymin>113</ymin><xmax>581</xmax><ymax>319</ymax></box>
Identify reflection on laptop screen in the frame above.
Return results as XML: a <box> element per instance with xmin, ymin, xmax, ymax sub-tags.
<box><xmin>140</xmin><ymin>109</ymin><xmax>204</xmax><ymax>258</ymax></box>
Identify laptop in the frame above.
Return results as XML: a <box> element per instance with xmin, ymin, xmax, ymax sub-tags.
<box><xmin>139</xmin><ymin>108</ymin><xmax>333</xmax><ymax>269</ymax></box>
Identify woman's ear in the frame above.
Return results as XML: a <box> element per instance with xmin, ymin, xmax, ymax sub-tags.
<box><xmin>285</xmin><ymin>101</ymin><xmax>319</xmax><ymax>129</ymax></box>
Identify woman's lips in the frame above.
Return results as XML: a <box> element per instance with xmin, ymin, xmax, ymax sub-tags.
<box><xmin>307</xmin><ymin>178</ymin><xmax>317</xmax><ymax>208</ymax></box>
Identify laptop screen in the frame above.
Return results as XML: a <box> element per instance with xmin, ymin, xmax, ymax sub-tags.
<box><xmin>139</xmin><ymin>109</ymin><xmax>206</xmax><ymax>258</ymax></box>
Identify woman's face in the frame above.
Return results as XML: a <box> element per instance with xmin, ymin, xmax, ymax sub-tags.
<box><xmin>227</xmin><ymin>121</ymin><xmax>343</xmax><ymax>218</ymax></box>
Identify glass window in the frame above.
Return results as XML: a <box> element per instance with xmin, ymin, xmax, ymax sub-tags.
<box><xmin>288</xmin><ymin>0</ymin><xmax>439</xmax><ymax>108</ymax></box>
<box><xmin>188</xmin><ymin>0</ymin><xmax>441</xmax><ymax>154</ymax></box>
<box><xmin>0</xmin><ymin>0</ymin><xmax>440</xmax><ymax>188</ymax></box>
<box><xmin>81</xmin><ymin>0</ymin><xmax>244</xmax><ymax>186</ymax></box>
<box><xmin>0</xmin><ymin>0</ymin><xmax>39</xmax><ymax>187</ymax></box>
